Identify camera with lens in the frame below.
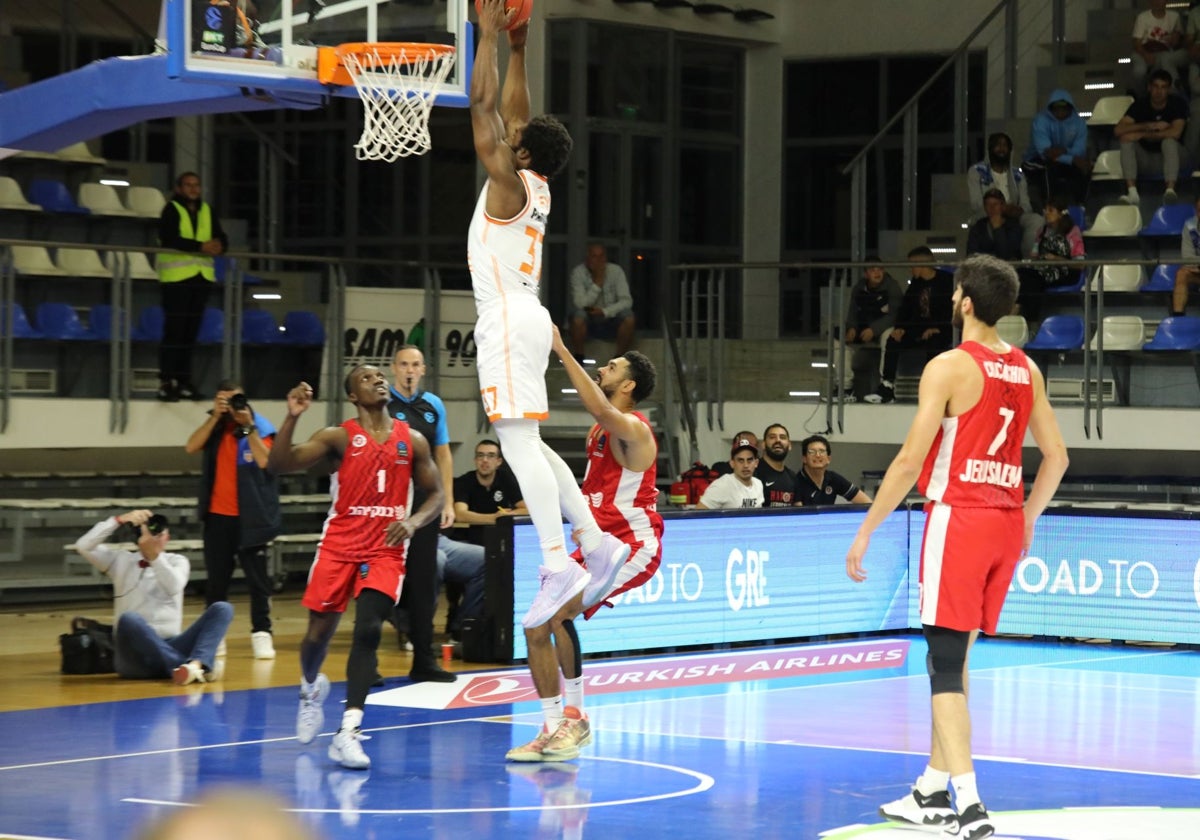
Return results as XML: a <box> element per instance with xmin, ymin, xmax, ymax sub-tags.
<box><xmin>228</xmin><ymin>393</ymin><xmax>249</xmax><ymax>412</ymax></box>
<box><xmin>125</xmin><ymin>513</ymin><xmax>168</xmax><ymax>541</ymax></box>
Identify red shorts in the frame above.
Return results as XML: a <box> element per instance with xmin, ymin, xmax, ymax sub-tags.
<box><xmin>300</xmin><ymin>547</ymin><xmax>405</xmax><ymax>613</ymax></box>
<box><xmin>918</xmin><ymin>502</ymin><xmax>1023</xmax><ymax>634</ymax></box>
<box><xmin>572</xmin><ymin>534</ymin><xmax>662</xmax><ymax>621</ymax></box>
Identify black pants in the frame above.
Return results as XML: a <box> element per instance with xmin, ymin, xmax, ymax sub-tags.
<box><xmin>1025</xmin><ymin>158</ymin><xmax>1089</xmax><ymax>208</ymax></box>
<box><xmin>203</xmin><ymin>512</ymin><xmax>273</xmax><ymax>633</ymax></box>
<box><xmin>160</xmin><ymin>275</ymin><xmax>211</xmax><ymax>386</ymax></box>
<box><xmin>881</xmin><ymin>329</ymin><xmax>952</xmax><ymax>382</ymax></box>
<box><xmin>395</xmin><ymin>522</ymin><xmax>439</xmax><ymax>667</ymax></box>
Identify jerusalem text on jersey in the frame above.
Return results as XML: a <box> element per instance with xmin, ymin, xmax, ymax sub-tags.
<box><xmin>958</xmin><ymin>459</ymin><xmax>1023</xmax><ymax>488</ymax></box>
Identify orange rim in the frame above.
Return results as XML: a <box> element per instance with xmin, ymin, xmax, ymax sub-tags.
<box><xmin>317</xmin><ymin>42</ymin><xmax>456</xmax><ymax>86</ymax></box>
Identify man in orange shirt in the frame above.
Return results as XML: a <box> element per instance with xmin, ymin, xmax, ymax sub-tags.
<box><xmin>185</xmin><ymin>378</ymin><xmax>282</xmax><ymax>659</ymax></box>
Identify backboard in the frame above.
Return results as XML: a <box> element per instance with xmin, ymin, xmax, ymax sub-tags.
<box><xmin>165</xmin><ymin>0</ymin><xmax>471</xmax><ymax>107</ymax></box>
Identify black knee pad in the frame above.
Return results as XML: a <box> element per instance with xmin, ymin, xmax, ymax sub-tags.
<box><xmin>924</xmin><ymin>624</ymin><xmax>968</xmax><ymax>695</ymax></box>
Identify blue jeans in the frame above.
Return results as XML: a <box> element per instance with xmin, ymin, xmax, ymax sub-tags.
<box><xmin>114</xmin><ymin>602</ymin><xmax>233</xmax><ymax>679</ymax></box>
<box><xmin>437</xmin><ymin>535</ymin><xmax>485</xmax><ymax>629</ymax></box>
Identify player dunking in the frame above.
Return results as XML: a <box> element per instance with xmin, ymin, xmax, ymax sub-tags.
<box><xmin>506</xmin><ymin>326</ymin><xmax>662</xmax><ymax>762</ymax></box>
<box><xmin>267</xmin><ymin>366</ymin><xmax>444</xmax><ymax>770</ymax></box>
<box><xmin>468</xmin><ymin>0</ymin><xmax>630</xmax><ymax>629</ymax></box>
<box><xmin>846</xmin><ymin>254</ymin><xmax>1068</xmax><ymax>839</ymax></box>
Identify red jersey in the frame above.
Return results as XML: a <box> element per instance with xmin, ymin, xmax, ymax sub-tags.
<box><xmin>918</xmin><ymin>341</ymin><xmax>1034</xmax><ymax>508</ymax></box>
<box><xmin>581</xmin><ymin>412</ymin><xmax>664</xmax><ymax>563</ymax></box>
<box><xmin>315</xmin><ymin>418</ymin><xmax>414</xmax><ymax>566</ymax></box>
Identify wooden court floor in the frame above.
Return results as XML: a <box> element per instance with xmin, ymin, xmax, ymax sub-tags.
<box><xmin>2</xmin><ymin>593</ymin><xmax>1199</xmax><ymax>839</ymax></box>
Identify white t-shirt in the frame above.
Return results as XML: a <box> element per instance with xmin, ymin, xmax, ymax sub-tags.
<box><xmin>699</xmin><ymin>474</ymin><xmax>763</xmax><ymax>509</ymax></box>
<box><xmin>1133</xmin><ymin>10</ymin><xmax>1180</xmax><ymax>47</ymax></box>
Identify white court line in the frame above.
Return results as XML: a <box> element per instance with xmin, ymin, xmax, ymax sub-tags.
<box><xmin>122</xmin><ymin>755</ymin><xmax>714</xmax><ymax>816</ymax></box>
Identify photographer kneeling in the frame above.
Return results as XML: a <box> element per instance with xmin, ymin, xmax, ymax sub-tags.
<box><xmin>74</xmin><ymin>509</ymin><xmax>233</xmax><ymax>684</ymax></box>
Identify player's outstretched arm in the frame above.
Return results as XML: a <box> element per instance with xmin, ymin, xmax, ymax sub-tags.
<box><xmin>1022</xmin><ymin>360</ymin><xmax>1069</xmax><ymax>553</ymax></box>
<box><xmin>470</xmin><ymin>2</ymin><xmax>519</xmax><ymax>181</ymax></box>
<box><xmin>500</xmin><ymin>19</ymin><xmax>530</xmax><ymax>127</ymax></box>
<box><xmin>266</xmin><ymin>382</ymin><xmax>342</xmax><ymax>474</ymax></box>
<box><xmin>846</xmin><ymin>352</ymin><xmax>959</xmax><ymax>581</ymax></box>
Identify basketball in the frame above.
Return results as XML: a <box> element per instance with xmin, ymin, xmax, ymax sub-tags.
<box><xmin>474</xmin><ymin>0</ymin><xmax>533</xmax><ymax>31</ymax></box>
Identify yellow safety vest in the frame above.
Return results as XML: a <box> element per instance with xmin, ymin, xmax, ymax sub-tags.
<box><xmin>157</xmin><ymin>200</ymin><xmax>215</xmax><ymax>283</ymax></box>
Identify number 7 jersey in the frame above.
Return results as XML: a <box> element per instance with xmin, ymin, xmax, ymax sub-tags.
<box><xmin>467</xmin><ymin>169</ymin><xmax>551</xmax><ymax>309</ymax></box>
<box><xmin>918</xmin><ymin>341</ymin><xmax>1034</xmax><ymax>508</ymax></box>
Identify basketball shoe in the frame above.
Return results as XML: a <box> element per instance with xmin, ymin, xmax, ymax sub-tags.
<box><xmin>541</xmin><ymin>706</ymin><xmax>592</xmax><ymax>760</ymax></box>
<box><xmin>582</xmin><ymin>534</ymin><xmax>631</xmax><ymax>608</ymax></box>
<box><xmin>522</xmin><ymin>563</ymin><xmax>591</xmax><ymax>628</ymax></box>
<box><xmin>941</xmin><ymin>802</ymin><xmax>994</xmax><ymax>839</ymax></box>
<box><xmin>506</xmin><ymin>725</ymin><xmax>556</xmax><ymax>762</ymax></box>
<box><xmin>878</xmin><ymin>786</ymin><xmax>957</xmax><ymax>829</ymax></box>
<box><xmin>296</xmin><ymin>673</ymin><xmax>330</xmax><ymax>745</ymax></box>
<box><xmin>329</xmin><ymin>727</ymin><xmax>371</xmax><ymax>770</ymax></box>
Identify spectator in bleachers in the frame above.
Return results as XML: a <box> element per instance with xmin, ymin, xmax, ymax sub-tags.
<box><xmin>74</xmin><ymin>509</ymin><xmax>233</xmax><ymax>684</ymax></box>
<box><xmin>755</xmin><ymin>423</ymin><xmax>802</xmax><ymax>507</ymax></box>
<box><xmin>1130</xmin><ymin>0</ymin><xmax>1186</xmax><ymax>90</ymax></box>
<box><xmin>1115</xmin><ymin>69</ymin><xmax>1188</xmax><ymax>206</ymax></box>
<box><xmin>966</xmin><ymin>188</ymin><xmax>1025</xmax><ymax>261</ymax></box>
<box><xmin>157</xmin><ymin>172</ymin><xmax>227</xmax><ymax>402</ymax></box>
<box><xmin>795</xmin><ymin>435</ymin><xmax>872</xmax><ymax>506</ymax></box>
<box><xmin>569</xmin><ymin>243</ymin><xmax>636</xmax><ymax>362</ymax></box>
<box><xmin>710</xmin><ymin>430</ymin><xmax>758</xmax><ymax>476</ymax></box>
<box><xmin>967</xmin><ymin>132</ymin><xmax>1041</xmax><ymax>256</ymax></box>
<box><xmin>697</xmin><ymin>438</ymin><xmax>762</xmax><ymax>510</ymax></box>
<box><xmin>184</xmin><ymin>380</ymin><xmax>281</xmax><ymax>660</ymax></box>
<box><xmin>1172</xmin><ymin>194</ymin><xmax>1200</xmax><ymax>315</ymax></box>
<box><xmin>1024</xmin><ymin>195</ymin><xmax>1088</xmax><ymax>320</ymax></box>
<box><xmin>835</xmin><ymin>259</ymin><xmax>904</xmax><ymax>401</ymax></box>
<box><xmin>864</xmin><ymin>246</ymin><xmax>954</xmax><ymax>404</ymax></box>
<box><xmin>1023</xmin><ymin>89</ymin><xmax>1091</xmax><ymax>208</ymax></box>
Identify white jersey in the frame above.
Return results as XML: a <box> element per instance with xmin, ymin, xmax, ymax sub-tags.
<box><xmin>467</xmin><ymin>169</ymin><xmax>551</xmax><ymax>310</ymax></box>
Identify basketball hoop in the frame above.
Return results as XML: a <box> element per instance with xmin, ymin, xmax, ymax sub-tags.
<box><xmin>319</xmin><ymin>42</ymin><xmax>456</xmax><ymax>162</ymax></box>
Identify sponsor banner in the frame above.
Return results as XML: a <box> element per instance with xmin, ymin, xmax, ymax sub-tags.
<box><xmin>367</xmin><ymin>638</ymin><xmax>910</xmax><ymax>711</ymax></box>
<box><xmin>510</xmin><ymin>508</ymin><xmax>913</xmax><ymax>660</ymax></box>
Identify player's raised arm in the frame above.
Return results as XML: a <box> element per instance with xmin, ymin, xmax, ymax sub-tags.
<box><xmin>267</xmin><ymin>382</ymin><xmax>344</xmax><ymax>474</ymax></box>
<box><xmin>470</xmin><ymin>0</ymin><xmax>523</xmax><ymax>202</ymax></box>
<box><xmin>500</xmin><ymin>19</ymin><xmax>531</xmax><ymax>128</ymax></box>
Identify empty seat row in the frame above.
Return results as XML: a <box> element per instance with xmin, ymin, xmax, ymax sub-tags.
<box><xmin>0</xmin><ymin>177</ymin><xmax>165</xmax><ymax>218</ymax></box>
<box><xmin>1022</xmin><ymin>314</ymin><xmax>1200</xmax><ymax>351</ymax></box>
<box><xmin>0</xmin><ymin>303</ymin><xmax>325</xmax><ymax>346</ymax></box>
<box><xmin>3</xmin><ymin>245</ymin><xmax>158</xmax><ymax>279</ymax></box>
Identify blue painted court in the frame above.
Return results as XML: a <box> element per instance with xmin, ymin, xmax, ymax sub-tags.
<box><xmin>2</xmin><ymin>635</ymin><xmax>1197</xmax><ymax>839</ymax></box>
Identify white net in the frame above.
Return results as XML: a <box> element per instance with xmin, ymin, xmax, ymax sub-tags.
<box><xmin>340</xmin><ymin>44</ymin><xmax>456</xmax><ymax>162</ymax></box>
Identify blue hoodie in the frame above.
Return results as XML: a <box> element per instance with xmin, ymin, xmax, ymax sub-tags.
<box><xmin>1025</xmin><ymin>88</ymin><xmax>1088</xmax><ymax>165</ymax></box>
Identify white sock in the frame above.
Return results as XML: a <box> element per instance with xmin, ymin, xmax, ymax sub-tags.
<box><xmin>950</xmin><ymin>772</ymin><xmax>980</xmax><ymax>809</ymax></box>
<box><xmin>563</xmin><ymin>676</ymin><xmax>584</xmax><ymax>712</ymax></box>
<box><xmin>494</xmin><ymin>419</ymin><xmax>570</xmax><ymax>571</ymax></box>
<box><xmin>915</xmin><ymin>765</ymin><xmax>950</xmax><ymax>796</ymax></box>
<box><xmin>540</xmin><ymin>695</ymin><xmax>564</xmax><ymax>732</ymax></box>
<box><xmin>341</xmin><ymin>708</ymin><xmax>364</xmax><ymax>732</ymax></box>
<box><xmin>540</xmin><ymin>440</ymin><xmax>603</xmax><ymax>554</ymax></box>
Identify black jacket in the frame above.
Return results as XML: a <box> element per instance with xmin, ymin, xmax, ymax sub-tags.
<box><xmin>197</xmin><ymin>412</ymin><xmax>281</xmax><ymax>548</ymax></box>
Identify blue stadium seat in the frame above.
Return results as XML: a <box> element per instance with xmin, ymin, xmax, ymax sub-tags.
<box><xmin>1046</xmin><ymin>268</ymin><xmax>1086</xmax><ymax>294</ymax></box>
<box><xmin>1143</xmin><ymin>264</ymin><xmax>1179</xmax><ymax>292</ymax></box>
<box><xmin>0</xmin><ymin>303</ymin><xmax>43</xmax><ymax>338</ymax></box>
<box><xmin>131</xmin><ymin>305</ymin><xmax>164</xmax><ymax>342</ymax></box>
<box><xmin>242</xmin><ymin>309</ymin><xmax>282</xmax><ymax>344</ymax></box>
<box><xmin>1144</xmin><ymin>316</ymin><xmax>1200</xmax><ymax>350</ymax></box>
<box><xmin>36</xmin><ymin>303</ymin><xmax>98</xmax><ymax>340</ymax></box>
<box><xmin>1138</xmin><ymin>204</ymin><xmax>1194</xmax><ymax>237</ymax></box>
<box><xmin>195</xmin><ymin>307</ymin><xmax>225</xmax><ymax>344</ymax></box>
<box><xmin>281</xmin><ymin>310</ymin><xmax>325</xmax><ymax>345</ymax></box>
<box><xmin>1067</xmin><ymin>204</ymin><xmax>1087</xmax><ymax>232</ymax></box>
<box><xmin>88</xmin><ymin>304</ymin><xmax>129</xmax><ymax>341</ymax></box>
<box><xmin>1024</xmin><ymin>315</ymin><xmax>1085</xmax><ymax>350</ymax></box>
<box><xmin>27</xmin><ymin>179</ymin><xmax>89</xmax><ymax>214</ymax></box>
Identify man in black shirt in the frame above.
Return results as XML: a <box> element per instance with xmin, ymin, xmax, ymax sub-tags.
<box><xmin>452</xmin><ymin>439</ymin><xmax>527</xmax><ymax>546</ymax></box>
<box><xmin>1116</xmin><ymin>68</ymin><xmax>1188</xmax><ymax>205</ymax></box>
<box><xmin>795</xmin><ymin>435</ymin><xmax>872</xmax><ymax>506</ymax></box>
<box><xmin>865</xmin><ymin>247</ymin><xmax>955</xmax><ymax>404</ymax></box>
<box><xmin>387</xmin><ymin>345</ymin><xmax>456</xmax><ymax>682</ymax></box>
<box><xmin>754</xmin><ymin>423</ymin><xmax>802</xmax><ymax>507</ymax></box>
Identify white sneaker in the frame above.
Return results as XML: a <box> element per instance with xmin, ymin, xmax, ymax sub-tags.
<box><xmin>206</xmin><ymin>657</ymin><xmax>226</xmax><ymax>683</ymax></box>
<box><xmin>251</xmin><ymin>631</ymin><xmax>276</xmax><ymax>660</ymax></box>
<box><xmin>1119</xmin><ymin>189</ymin><xmax>1140</xmax><ymax>205</ymax></box>
<box><xmin>172</xmin><ymin>661</ymin><xmax>203</xmax><ymax>686</ymax></box>
<box><xmin>329</xmin><ymin>727</ymin><xmax>371</xmax><ymax>770</ymax></box>
<box><xmin>582</xmin><ymin>534</ymin><xmax>631</xmax><ymax>608</ymax></box>
<box><xmin>216</xmin><ymin>639</ymin><xmax>227</xmax><ymax>657</ymax></box>
<box><xmin>879</xmin><ymin>786</ymin><xmax>956</xmax><ymax>829</ymax></box>
<box><xmin>522</xmin><ymin>563</ymin><xmax>591</xmax><ymax>628</ymax></box>
<box><xmin>297</xmin><ymin>673</ymin><xmax>330</xmax><ymax>744</ymax></box>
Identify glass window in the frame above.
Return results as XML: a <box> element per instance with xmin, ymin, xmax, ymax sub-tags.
<box><xmin>585</xmin><ymin>25</ymin><xmax>667</xmax><ymax>122</ymax></box>
<box><xmin>678</xmin><ymin>145</ymin><xmax>739</xmax><ymax>247</ymax></box>
<box><xmin>785</xmin><ymin>60</ymin><xmax>879</xmax><ymax>138</ymax></box>
<box><xmin>679</xmin><ymin>40</ymin><xmax>742</xmax><ymax>134</ymax></box>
